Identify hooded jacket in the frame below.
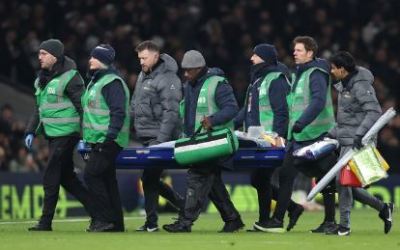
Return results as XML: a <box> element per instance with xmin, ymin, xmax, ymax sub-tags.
<box><xmin>25</xmin><ymin>56</ymin><xmax>84</xmax><ymax>137</ymax></box>
<box><xmin>131</xmin><ymin>53</ymin><xmax>182</xmax><ymax>143</ymax></box>
<box><xmin>330</xmin><ymin>66</ymin><xmax>382</xmax><ymax>146</ymax></box>
<box><xmin>182</xmin><ymin>67</ymin><xmax>239</xmax><ymax>137</ymax></box>
<box><xmin>234</xmin><ymin>61</ymin><xmax>290</xmax><ymax>137</ymax></box>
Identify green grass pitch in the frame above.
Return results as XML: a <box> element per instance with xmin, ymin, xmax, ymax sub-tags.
<box><xmin>1</xmin><ymin>209</ymin><xmax>399</xmax><ymax>250</ymax></box>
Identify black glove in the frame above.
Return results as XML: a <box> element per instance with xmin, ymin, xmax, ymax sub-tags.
<box><xmin>94</xmin><ymin>139</ymin><xmax>114</xmax><ymax>152</ymax></box>
<box><xmin>353</xmin><ymin>135</ymin><xmax>363</xmax><ymax>150</ymax></box>
<box><xmin>292</xmin><ymin>122</ymin><xmax>303</xmax><ymax>133</ymax></box>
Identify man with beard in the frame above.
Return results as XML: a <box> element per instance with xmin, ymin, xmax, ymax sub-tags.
<box><xmin>25</xmin><ymin>39</ymin><xmax>93</xmax><ymax>231</ymax></box>
<box><xmin>131</xmin><ymin>40</ymin><xmax>184</xmax><ymax>232</ymax></box>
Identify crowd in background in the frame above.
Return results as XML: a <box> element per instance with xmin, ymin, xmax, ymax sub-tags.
<box><xmin>0</xmin><ymin>0</ymin><xmax>399</xmax><ymax>173</ymax></box>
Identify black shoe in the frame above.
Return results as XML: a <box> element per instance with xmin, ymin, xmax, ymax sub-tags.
<box><xmin>163</xmin><ymin>221</ymin><xmax>191</xmax><ymax>233</ymax></box>
<box><xmin>287</xmin><ymin>205</ymin><xmax>304</xmax><ymax>231</ymax></box>
<box><xmin>87</xmin><ymin>221</ymin><xmax>115</xmax><ymax>232</ymax></box>
<box><xmin>253</xmin><ymin>218</ymin><xmax>285</xmax><ymax>233</ymax></box>
<box><xmin>310</xmin><ymin>221</ymin><xmax>338</xmax><ymax>233</ymax></box>
<box><xmin>247</xmin><ymin>221</ymin><xmax>266</xmax><ymax>233</ymax></box>
<box><xmin>109</xmin><ymin>225</ymin><xmax>125</xmax><ymax>232</ymax></box>
<box><xmin>86</xmin><ymin>219</ymin><xmax>96</xmax><ymax>232</ymax></box>
<box><xmin>219</xmin><ymin>218</ymin><xmax>244</xmax><ymax>233</ymax></box>
<box><xmin>326</xmin><ymin>225</ymin><xmax>351</xmax><ymax>236</ymax></box>
<box><xmin>136</xmin><ymin>223</ymin><xmax>159</xmax><ymax>232</ymax></box>
<box><xmin>28</xmin><ymin>223</ymin><xmax>52</xmax><ymax>231</ymax></box>
<box><xmin>379</xmin><ymin>203</ymin><xmax>394</xmax><ymax>234</ymax></box>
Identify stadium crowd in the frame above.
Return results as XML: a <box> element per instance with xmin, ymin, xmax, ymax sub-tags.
<box><xmin>0</xmin><ymin>0</ymin><xmax>399</xmax><ymax>173</ymax></box>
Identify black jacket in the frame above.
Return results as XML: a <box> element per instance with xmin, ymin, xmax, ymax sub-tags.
<box><xmin>234</xmin><ymin>62</ymin><xmax>290</xmax><ymax>138</ymax></box>
<box><xmin>292</xmin><ymin>58</ymin><xmax>330</xmax><ymax>134</ymax></box>
<box><xmin>26</xmin><ymin>56</ymin><xmax>84</xmax><ymax>137</ymax></box>
<box><xmin>88</xmin><ymin>67</ymin><xmax>128</xmax><ymax>142</ymax></box>
<box><xmin>183</xmin><ymin>67</ymin><xmax>239</xmax><ymax>137</ymax></box>
<box><xmin>291</xmin><ymin>58</ymin><xmax>331</xmax><ymax>149</ymax></box>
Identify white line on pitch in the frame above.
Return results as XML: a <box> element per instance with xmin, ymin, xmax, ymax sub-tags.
<box><xmin>0</xmin><ymin>216</ymin><xmax>144</xmax><ymax>225</ymax></box>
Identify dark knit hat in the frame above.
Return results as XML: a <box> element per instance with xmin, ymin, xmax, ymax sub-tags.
<box><xmin>90</xmin><ymin>44</ymin><xmax>115</xmax><ymax>65</ymax></box>
<box><xmin>181</xmin><ymin>50</ymin><xmax>206</xmax><ymax>69</ymax></box>
<box><xmin>39</xmin><ymin>39</ymin><xmax>64</xmax><ymax>58</ymax></box>
<box><xmin>253</xmin><ymin>43</ymin><xmax>277</xmax><ymax>64</ymax></box>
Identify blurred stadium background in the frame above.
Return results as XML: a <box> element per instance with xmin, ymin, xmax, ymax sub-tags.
<box><xmin>0</xmin><ymin>0</ymin><xmax>399</xmax><ymax>221</ymax></box>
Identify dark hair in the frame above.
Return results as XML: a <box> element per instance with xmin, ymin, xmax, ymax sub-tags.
<box><xmin>293</xmin><ymin>36</ymin><xmax>318</xmax><ymax>56</ymax></box>
<box><xmin>135</xmin><ymin>40</ymin><xmax>160</xmax><ymax>53</ymax></box>
<box><xmin>1</xmin><ymin>103</ymin><xmax>13</xmax><ymax>113</ymax></box>
<box><xmin>330</xmin><ymin>51</ymin><xmax>356</xmax><ymax>73</ymax></box>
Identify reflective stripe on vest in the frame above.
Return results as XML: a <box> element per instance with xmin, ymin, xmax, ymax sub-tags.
<box><xmin>82</xmin><ymin>73</ymin><xmax>130</xmax><ymax>147</ymax></box>
<box><xmin>288</xmin><ymin>67</ymin><xmax>335</xmax><ymax>141</ymax></box>
<box><xmin>195</xmin><ymin>76</ymin><xmax>234</xmax><ymax>132</ymax></box>
<box><xmin>258</xmin><ymin>72</ymin><xmax>284</xmax><ymax>131</ymax></box>
<box><xmin>34</xmin><ymin>70</ymin><xmax>81</xmax><ymax>137</ymax></box>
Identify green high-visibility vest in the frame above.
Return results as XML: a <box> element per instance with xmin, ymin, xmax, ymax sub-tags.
<box><xmin>34</xmin><ymin>69</ymin><xmax>81</xmax><ymax>137</ymax></box>
<box><xmin>243</xmin><ymin>72</ymin><xmax>284</xmax><ymax>132</ymax></box>
<box><xmin>287</xmin><ymin>67</ymin><xmax>334</xmax><ymax>141</ymax></box>
<box><xmin>82</xmin><ymin>73</ymin><xmax>130</xmax><ymax>147</ymax></box>
<box><xmin>179</xmin><ymin>76</ymin><xmax>234</xmax><ymax>133</ymax></box>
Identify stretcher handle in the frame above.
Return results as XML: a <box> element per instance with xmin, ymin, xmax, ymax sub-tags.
<box><xmin>191</xmin><ymin>125</ymin><xmax>213</xmax><ymax>140</ymax></box>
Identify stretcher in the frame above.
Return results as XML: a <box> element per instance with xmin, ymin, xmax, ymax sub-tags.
<box><xmin>79</xmin><ymin>146</ymin><xmax>285</xmax><ymax>170</ymax></box>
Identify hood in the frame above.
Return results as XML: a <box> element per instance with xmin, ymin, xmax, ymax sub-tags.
<box><xmin>60</xmin><ymin>56</ymin><xmax>77</xmax><ymax>72</ymax></box>
<box><xmin>43</xmin><ymin>56</ymin><xmax>77</xmax><ymax>78</ymax></box>
<box><xmin>298</xmin><ymin>57</ymin><xmax>330</xmax><ymax>74</ymax></box>
<box><xmin>207</xmin><ymin>67</ymin><xmax>225</xmax><ymax>77</ymax></box>
<box><xmin>277</xmin><ymin>61</ymin><xmax>291</xmax><ymax>79</ymax></box>
<box><xmin>189</xmin><ymin>67</ymin><xmax>225</xmax><ymax>87</ymax></box>
<box><xmin>310</xmin><ymin>57</ymin><xmax>330</xmax><ymax>72</ymax></box>
<box><xmin>353</xmin><ymin>66</ymin><xmax>374</xmax><ymax>84</ymax></box>
<box><xmin>152</xmin><ymin>53</ymin><xmax>178</xmax><ymax>75</ymax></box>
<box><xmin>250</xmin><ymin>62</ymin><xmax>289</xmax><ymax>82</ymax></box>
<box><xmin>90</xmin><ymin>66</ymin><xmax>120</xmax><ymax>82</ymax></box>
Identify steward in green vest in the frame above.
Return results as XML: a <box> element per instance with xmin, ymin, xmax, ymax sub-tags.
<box><xmin>82</xmin><ymin>44</ymin><xmax>129</xmax><ymax>232</ymax></box>
<box><xmin>26</xmin><ymin>50</ymin><xmax>83</xmax><ymax>139</ymax></box>
<box><xmin>82</xmin><ymin>70</ymin><xmax>130</xmax><ymax>148</ymax></box>
<box><xmin>262</xmin><ymin>36</ymin><xmax>337</xmax><ymax>234</ymax></box>
<box><xmin>287</xmin><ymin>61</ymin><xmax>335</xmax><ymax>141</ymax></box>
<box><xmin>233</xmin><ymin>43</ymin><xmax>303</xmax><ymax>232</ymax></box>
<box><xmin>234</xmin><ymin>44</ymin><xmax>290</xmax><ymax>140</ymax></box>
<box><xmin>25</xmin><ymin>39</ymin><xmax>94</xmax><ymax>232</ymax></box>
<box><xmin>163</xmin><ymin>50</ymin><xmax>244</xmax><ymax>233</ymax></box>
<box><xmin>288</xmin><ymin>60</ymin><xmax>334</xmax><ymax>141</ymax></box>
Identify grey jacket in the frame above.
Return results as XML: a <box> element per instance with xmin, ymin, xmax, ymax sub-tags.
<box><xmin>131</xmin><ymin>53</ymin><xmax>182</xmax><ymax>142</ymax></box>
<box><xmin>330</xmin><ymin>66</ymin><xmax>382</xmax><ymax>146</ymax></box>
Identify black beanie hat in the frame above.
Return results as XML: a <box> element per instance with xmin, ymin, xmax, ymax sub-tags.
<box><xmin>39</xmin><ymin>39</ymin><xmax>64</xmax><ymax>58</ymax></box>
<box><xmin>90</xmin><ymin>44</ymin><xmax>115</xmax><ymax>66</ymax></box>
<box><xmin>253</xmin><ymin>43</ymin><xmax>277</xmax><ymax>64</ymax></box>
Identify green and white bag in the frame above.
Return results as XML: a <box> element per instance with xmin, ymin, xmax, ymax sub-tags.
<box><xmin>174</xmin><ymin>127</ymin><xmax>239</xmax><ymax>166</ymax></box>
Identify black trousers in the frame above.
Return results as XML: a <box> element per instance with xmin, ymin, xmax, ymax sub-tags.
<box><xmin>180</xmin><ymin>165</ymin><xmax>241</xmax><ymax>226</ymax></box>
<box><xmin>142</xmin><ymin>167</ymin><xmax>185</xmax><ymax>226</ymax></box>
<box><xmin>139</xmin><ymin>137</ymin><xmax>185</xmax><ymax>226</ymax></box>
<box><xmin>40</xmin><ymin>136</ymin><xmax>93</xmax><ymax>225</ymax></box>
<box><xmin>84</xmin><ymin>141</ymin><xmax>124</xmax><ymax>230</ymax></box>
<box><xmin>250</xmin><ymin>168</ymin><xmax>302</xmax><ymax>223</ymax></box>
<box><xmin>273</xmin><ymin>143</ymin><xmax>337</xmax><ymax>222</ymax></box>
